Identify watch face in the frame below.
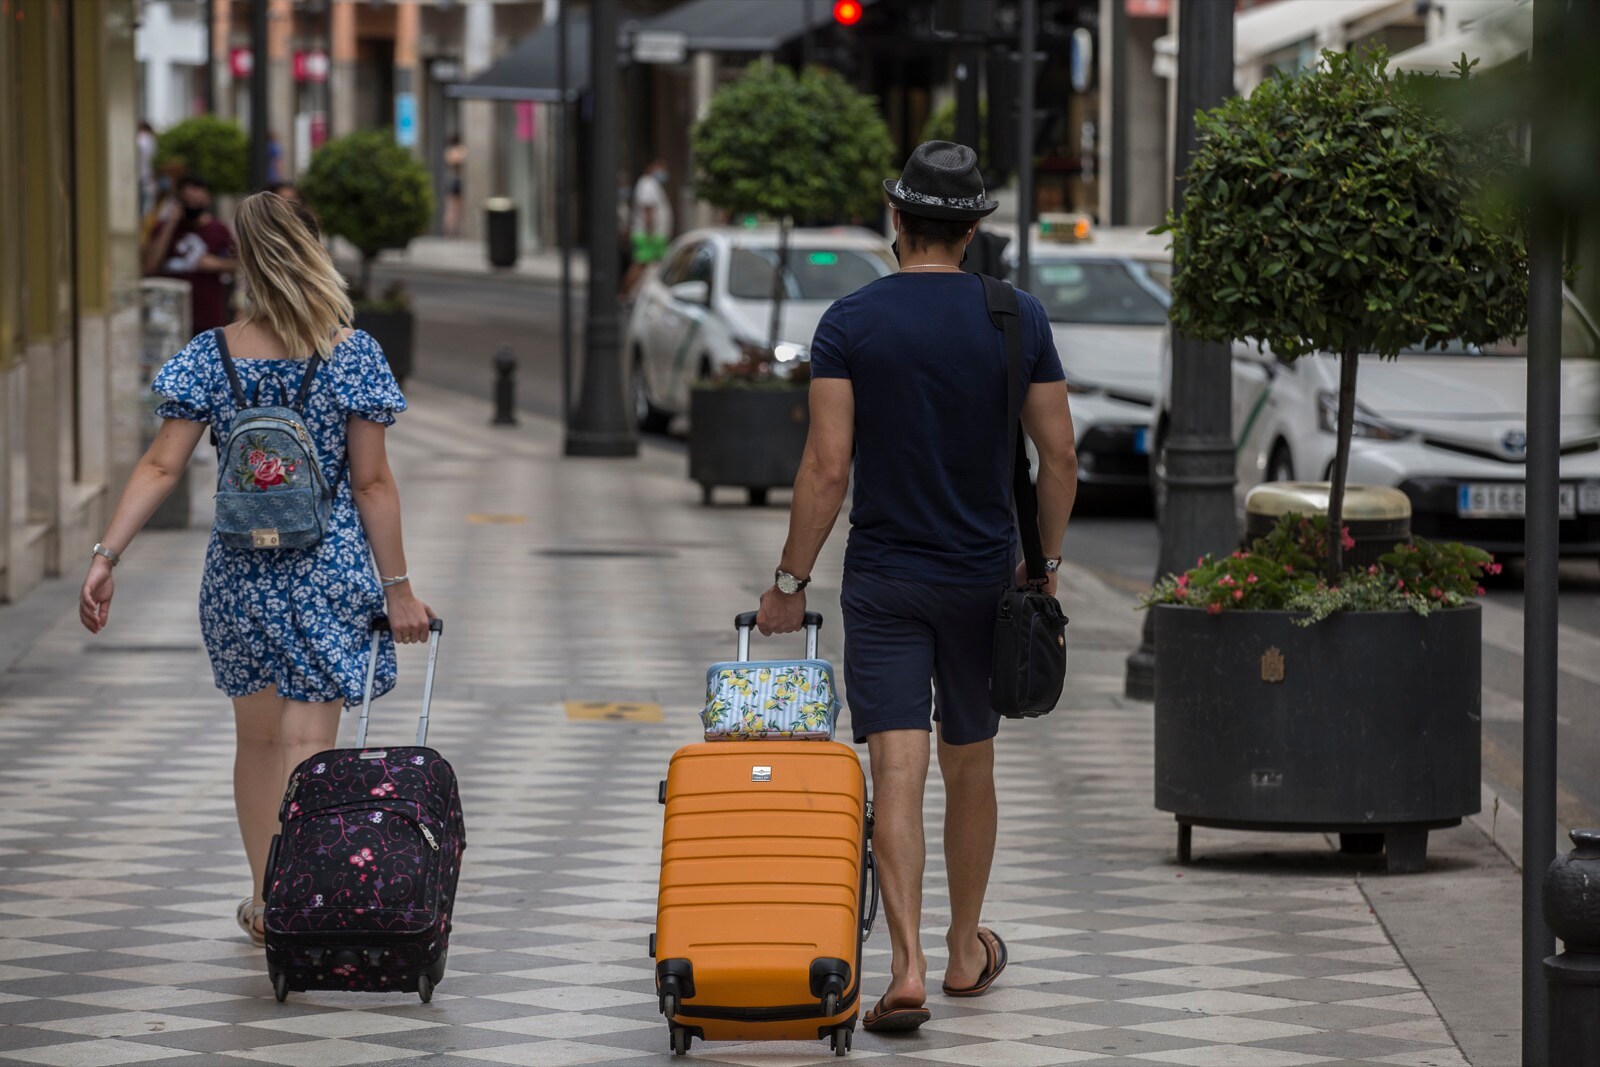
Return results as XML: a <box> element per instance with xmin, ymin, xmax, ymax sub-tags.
<box><xmin>776</xmin><ymin>574</ymin><xmax>799</xmax><ymax>595</ymax></box>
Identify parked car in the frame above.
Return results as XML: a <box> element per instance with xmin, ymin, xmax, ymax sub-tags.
<box><xmin>1151</xmin><ymin>289</ymin><xmax>1600</xmax><ymax>556</ymax></box>
<box><xmin>625</xmin><ymin>226</ymin><xmax>895</xmax><ymax>431</ymax></box>
<box><xmin>1006</xmin><ymin>225</ymin><xmax>1172</xmax><ymax>492</ymax></box>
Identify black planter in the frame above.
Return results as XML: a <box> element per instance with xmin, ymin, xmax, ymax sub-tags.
<box><xmin>688</xmin><ymin>386</ymin><xmax>809</xmax><ymax>506</ymax></box>
<box><xmin>1152</xmin><ymin>603</ymin><xmax>1481</xmax><ymax>873</ymax></box>
<box><xmin>354</xmin><ymin>308</ymin><xmax>415</xmax><ymax>385</ymax></box>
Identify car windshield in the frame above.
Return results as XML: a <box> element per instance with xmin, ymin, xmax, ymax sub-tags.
<box><xmin>1030</xmin><ymin>259</ymin><xmax>1170</xmax><ymax>325</ymax></box>
<box><xmin>727</xmin><ymin>247</ymin><xmax>890</xmax><ymax>301</ymax></box>
<box><xmin>1400</xmin><ymin>300</ymin><xmax>1599</xmax><ymax>359</ymax></box>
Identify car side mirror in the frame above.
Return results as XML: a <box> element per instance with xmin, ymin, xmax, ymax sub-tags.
<box><xmin>669</xmin><ymin>280</ymin><xmax>710</xmax><ymax>306</ymax></box>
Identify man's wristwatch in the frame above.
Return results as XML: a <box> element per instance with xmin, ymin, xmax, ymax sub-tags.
<box><xmin>774</xmin><ymin>568</ymin><xmax>811</xmax><ymax>596</ymax></box>
<box><xmin>91</xmin><ymin>543</ymin><xmax>121</xmax><ymax>567</ymax></box>
<box><xmin>1043</xmin><ymin>557</ymin><xmax>1062</xmax><ymax>574</ymax></box>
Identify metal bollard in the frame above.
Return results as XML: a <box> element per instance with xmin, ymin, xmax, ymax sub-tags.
<box><xmin>1544</xmin><ymin>829</ymin><xmax>1600</xmax><ymax>1065</ymax></box>
<box><xmin>491</xmin><ymin>346</ymin><xmax>518</xmax><ymax>426</ymax></box>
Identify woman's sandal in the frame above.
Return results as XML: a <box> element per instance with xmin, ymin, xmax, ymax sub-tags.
<box><xmin>236</xmin><ymin>897</ymin><xmax>266</xmax><ymax>947</ymax></box>
<box><xmin>941</xmin><ymin>928</ymin><xmax>1008</xmax><ymax>998</ymax></box>
<box><xmin>862</xmin><ymin>997</ymin><xmax>931</xmax><ymax>1033</ymax></box>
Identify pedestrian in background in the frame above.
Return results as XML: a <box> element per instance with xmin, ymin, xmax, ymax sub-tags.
<box><xmin>143</xmin><ymin>176</ymin><xmax>238</xmax><ymax>333</ymax></box>
<box><xmin>623</xmin><ymin>157</ymin><xmax>673</xmax><ymax>296</ymax></box>
<box><xmin>442</xmin><ymin>135</ymin><xmax>467</xmax><ymax>237</ymax></box>
<box><xmin>79</xmin><ymin>191</ymin><xmax>434</xmax><ymax>948</ymax></box>
<box><xmin>757</xmin><ymin>141</ymin><xmax>1078</xmax><ymax>1032</ymax></box>
<box><xmin>136</xmin><ymin>120</ymin><xmax>157</xmax><ymax>217</ymax></box>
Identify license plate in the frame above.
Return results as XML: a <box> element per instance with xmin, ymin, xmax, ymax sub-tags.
<box><xmin>1458</xmin><ymin>483</ymin><xmax>1578</xmax><ymax>519</ymax></box>
<box><xmin>1133</xmin><ymin>428</ymin><xmax>1150</xmax><ymax>456</ymax></box>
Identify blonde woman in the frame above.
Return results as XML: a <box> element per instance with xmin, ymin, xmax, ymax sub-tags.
<box><xmin>79</xmin><ymin>192</ymin><xmax>434</xmax><ymax>945</ymax></box>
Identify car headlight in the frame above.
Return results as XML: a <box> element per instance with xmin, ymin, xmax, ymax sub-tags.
<box><xmin>772</xmin><ymin>342</ymin><xmax>809</xmax><ymax>363</ymax></box>
<box><xmin>1316</xmin><ymin>391</ymin><xmax>1412</xmax><ymax>441</ymax></box>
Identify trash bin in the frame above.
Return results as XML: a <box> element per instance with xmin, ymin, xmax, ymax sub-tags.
<box><xmin>485</xmin><ymin>197</ymin><xmax>518</xmax><ymax>269</ymax></box>
<box><xmin>1244</xmin><ymin>482</ymin><xmax>1411</xmax><ymax>571</ymax></box>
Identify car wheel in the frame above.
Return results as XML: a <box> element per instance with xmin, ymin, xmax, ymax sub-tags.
<box><xmin>632</xmin><ymin>354</ymin><xmax>670</xmax><ymax>434</ymax></box>
<box><xmin>1266</xmin><ymin>441</ymin><xmax>1295</xmax><ymax>484</ymax></box>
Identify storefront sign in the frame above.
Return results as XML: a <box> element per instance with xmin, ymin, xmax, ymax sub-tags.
<box><xmin>293</xmin><ymin>50</ymin><xmax>329</xmax><ymax>83</ymax></box>
<box><xmin>632</xmin><ymin>30</ymin><xmax>687</xmax><ymax>65</ymax></box>
<box><xmin>395</xmin><ymin>92</ymin><xmax>417</xmax><ymax>148</ymax></box>
<box><xmin>230</xmin><ymin>47</ymin><xmax>253</xmax><ymax>79</ymax></box>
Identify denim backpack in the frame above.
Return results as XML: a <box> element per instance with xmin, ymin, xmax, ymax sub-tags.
<box><xmin>212</xmin><ymin>327</ymin><xmax>332</xmax><ymax>551</ymax></box>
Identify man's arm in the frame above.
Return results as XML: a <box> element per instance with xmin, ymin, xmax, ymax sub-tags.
<box><xmin>1020</xmin><ymin>380</ymin><xmax>1079</xmax><ymax>577</ymax></box>
<box><xmin>142</xmin><ymin>207</ymin><xmax>180</xmax><ymax>276</ymax></box>
<box><xmin>756</xmin><ymin>377</ymin><xmax>854</xmax><ymax>635</ymax></box>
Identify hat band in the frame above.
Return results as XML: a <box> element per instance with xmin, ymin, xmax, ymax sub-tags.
<box><xmin>892</xmin><ymin>180</ymin><xmax>989</xmax><ymax>211</ymax></box>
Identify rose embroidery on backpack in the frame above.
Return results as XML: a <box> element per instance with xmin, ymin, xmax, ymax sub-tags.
<box><xmin>235</xmin><ymin>438</ymin><xmax>301</xmax><ymax>492</ymax></box>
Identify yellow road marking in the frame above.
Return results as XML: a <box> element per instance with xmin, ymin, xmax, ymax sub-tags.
<box><xmin>564</xmin><ymin>700</ymin><xmax>664</xmax><ymax>722</ymax></box>
<box><xmin>466</xmin><ymin>513</ymin><xmax>528</xmax><ymax>524</ymax></box>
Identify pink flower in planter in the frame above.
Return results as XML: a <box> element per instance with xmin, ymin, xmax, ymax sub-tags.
<box><xmin>1176</xmin><ymin>574</ymin><xmax>1189</xmax><ymax>588</ymax></box>
<box><xmin>1368</xmin><ymin>564</ymin><xmax>1379</xmax><ymax>575</ymax></box>
<box><xmin>1477</xmin><ymin>585</ymin><xmax>1486</xmax><ymax>595</ymax></box>
<box><xmin>1246</xmin><ymin>573</ymin><xmax>1258</xmax><ymax>585</ymax></box>
<box><xmin>1283</xmin><ymin>564</ymin><xmax>1294</xmax><ymax>574</ymax></box>
<box><xmin>1396</xmin><ymin>578</ymin><xmax>1406</xmax><ymax>590</ymax></box>
<box><xmin>1341</xmin><ymin>526</ymin><xmax>1356</xmax><ymax>551</ymax></box>
<box><xmin>1206</xmin><ymin>602</ymin><xmax>1223</xmax><ymax>616</ymax></box>
<box><xmin>1232</xmin><ymin>589</ymin><xmax>1244</xmax><ymax>601</ymax></box>
<box><xmin>1488</xmin><ymin>562</ymin><xmax>1503</xmax><ymax>575</ymax></box>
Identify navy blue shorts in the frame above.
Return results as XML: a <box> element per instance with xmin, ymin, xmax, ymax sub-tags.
<box><xmin>840</xmin><ymin>571</ymin><xmax>1000</xmax><ymax>747</ymax></box>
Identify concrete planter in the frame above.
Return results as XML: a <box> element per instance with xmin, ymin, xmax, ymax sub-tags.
<box><xmin>688</xmin><ymin>386</ymin><xmax>809</xmax><ymax>507</ymax></box>
<box><xmin>354</xmin><ymin>308</ymin><xmax>414</xmax><ymax>385</ymax></box>
<box><xmin>1152</xmin><ymin>603</ymin><xmax>1481</xmax><ymax>873</ymax></box>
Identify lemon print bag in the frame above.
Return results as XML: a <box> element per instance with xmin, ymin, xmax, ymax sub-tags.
<box><xmin>701</xmin><ymin>611</ymin><xmax>840</xmax><ymax>741</ymax></box>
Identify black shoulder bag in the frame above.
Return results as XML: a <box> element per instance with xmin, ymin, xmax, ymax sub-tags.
<box><xmin>982</xmin><ymin>274</ymin><xmax>1068</xmax><ymax>718</ymax></box>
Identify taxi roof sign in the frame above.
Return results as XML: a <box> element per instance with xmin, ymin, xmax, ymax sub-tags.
<box><xmin>1038</xmin><ymin>213</ymin><xmax>1093</xmax><ymax>243</ymax></box>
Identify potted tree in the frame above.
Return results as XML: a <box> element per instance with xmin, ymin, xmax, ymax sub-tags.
<box><xmin>688</xmin><ymin>62</ymin><xmax>892</xmax><ymax>505</ymax></box>
<box><xmin>154</xmin><ymin>116</ymin><xmax>249</xmax><ymax>195</ymax></box>
<box><xmin>299</xmin><ymin>130</ymin><xmax>433</xmax><ymax>384</ymax></box>
<box><xmin>1146</xmin><ymin>51</ymin><xmax>1528</xmax><ymax>873</ymax></box>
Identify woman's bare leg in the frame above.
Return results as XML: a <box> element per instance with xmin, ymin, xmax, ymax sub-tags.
<box><xmin>279</xmin><ymin>697</ymin><xmax>343</xmax><ymax>791</ymax></box>
<box><xmin>232</xmin><ymin>686</ymin><xmax>287</xmax><ymax>905</ymax></box>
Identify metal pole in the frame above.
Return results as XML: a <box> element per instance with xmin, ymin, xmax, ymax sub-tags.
<box><xmin>203</xmin><ymin>0</ymin><xmax>216</xmax><ymax>114</ymax></box>
<box><xmin>565</xmin><ymin>0</ymin><xmax>637</xmax><ymax>457</ymax></box>
<box><xmin>1014</xmin><ymin>0</ymin><xmax>1034</xmax><ymax>295</ymax></box>
<box><xmin>1523</xmin><ymin>2</ymin><xmax>1565</xmax><ymax>1059</ymax></box>
<box><xmin>955</xmin><ymin>0</ymin><xmax>982</xmax><ymax>154</ymax></box>
<box><xmin>249</xmin><ymin>0</ymin><xmax>270</xmax><ymax>189</ymax></box>
<box><xmin>557</xmin><ymin>1</ymin><xmax>572</xmax><ymax>435</ymax></box>
<box><xmin>1123</xmin><ymin>0</ymin><xmax>1236</xmax><ymax>700</ymax></box>
<box><xmin>1107</xmin><ymin>0</ymin><xmax>1128</xmax><ymax>225</ymax></box>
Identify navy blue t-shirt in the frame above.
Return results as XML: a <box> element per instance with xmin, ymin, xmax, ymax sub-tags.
<box><xmin>809</xmin><ymin>272</ymin><xmax>1065</xmax><ymax>585</ymax></box>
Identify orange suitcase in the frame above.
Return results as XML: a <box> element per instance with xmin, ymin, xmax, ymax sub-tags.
<box><xmin>652</xmin><ymin>657</ymin><xmax>877</xmax><ymax>1057</ymax></box>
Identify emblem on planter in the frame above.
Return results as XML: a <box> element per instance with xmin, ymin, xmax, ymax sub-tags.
<box><xmin>1260</xmin><ymin>646</ymin><xmax>1285</xmax><ymax>683</ymax></box>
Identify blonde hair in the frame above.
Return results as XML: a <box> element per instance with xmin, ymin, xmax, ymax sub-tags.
<box><xmin>233</xmin><ymin>191</ymin><xmax>353</xmax><ymax>361</ymax></box>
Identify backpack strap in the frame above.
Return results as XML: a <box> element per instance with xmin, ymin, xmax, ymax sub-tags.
<box><xmin>293</xmin><ymin>354</ymin><xmax>323</xmax><ymax>412</ymax></box>
<box><xmin>213</xmin><ymin>327</ymin><xmax>249</xmax><ymax>409</ymax></box>
<box><xmin>980</xmin><ymin>274</ymin><xmax>1048</xmax><ymax>585</ymax></box>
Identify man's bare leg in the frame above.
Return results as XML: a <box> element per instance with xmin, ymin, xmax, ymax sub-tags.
<box><xmin>937</xmin><ymin>735</ymin><xmax>998</xmax><ymax>989</ymax></box>
<box><xmin>866</xmin><ymin>729</ymin><xmax>931</xmax><ymax>1008</ymax></box>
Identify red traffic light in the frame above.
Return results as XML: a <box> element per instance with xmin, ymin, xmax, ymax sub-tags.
<box><xmin>833</xmin><ymin>0</ymin><xmax>863</xmax><ymax>26</ymax></box>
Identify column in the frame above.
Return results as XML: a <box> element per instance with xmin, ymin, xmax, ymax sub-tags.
<box><xmin>330</xmin><ymin>0</ymin><xmax>357</xmax><ymax>139</ymax></box>
<box><xmin>211</xmin><ymin>0</ymin><xmax>232</xmax><ymax>119</ymax></box>
<box><xmin>460</xmin><ymin>0</ymin><xmax>495</xmax><ymax>241</ymax></box>
<box><xmin>394</xmin><ymin>1</ymin><xmax>421</xmax><ymax>155</ymax></box>
<box><xmin>268</xmin><ymin>0</ymin><xmax>295</xmax><ymax>176</ymax></box>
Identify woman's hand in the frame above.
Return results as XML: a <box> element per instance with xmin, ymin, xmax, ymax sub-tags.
<box><xmin>80</xmin><ymin>559</ymin><xmax>115</xmax><ymax>634</ymax></box>
<box><xmin>385</xmin><ymin>586</ymin><xmax>435</xmax><ymax>644</ymax></box>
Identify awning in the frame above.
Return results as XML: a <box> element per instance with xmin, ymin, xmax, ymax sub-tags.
<box><xmin>447</xmin><ymin>14</ymin><xmax>588</xmax><ymax>102</ymax></box>
<box><xmin>1390</xmin><ymin>0</ymin><xmax>1530</xmax><ymax>72</ymax></box>
<box><xmin>630</xmin><ymin>0</ymin><xmax>851</xmax><ymax>54</ymax></box>
<box><xmin>1155</xmin><ymin>0</ymin><xmax>1414</xmax><ymax>72</ymax></box>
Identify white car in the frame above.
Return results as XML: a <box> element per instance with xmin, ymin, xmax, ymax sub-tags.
<box><xmin>1007</xmin><ymin>227</ymin><xmax>1172</xmax><ymax>492</ymax></box>
<box><xmin>626</xmin><ymin>226</ymin><xmax>895</xmax><ymax>430</ymax></box>
<box><xmin>1151</xmin><ymin>290</ymin><xmax>1600</xmax><ymax>556</ymax></box>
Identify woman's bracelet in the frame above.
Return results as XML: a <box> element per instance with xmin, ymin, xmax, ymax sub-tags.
<box><xmin>381</xmin><ymin>573</ymin><xmax>410</xmax><ymax>589</ymax></box>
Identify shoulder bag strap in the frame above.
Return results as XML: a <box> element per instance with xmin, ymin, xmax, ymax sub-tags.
<box><xmin>212</xmin><ymin>327</ymin><xmax>249</xmax><ymax>409</ymax></box>
<box><xmin>980</xmin><ymin>274</ymin><xmax>1048</xmax><ymax>584</ymax></box>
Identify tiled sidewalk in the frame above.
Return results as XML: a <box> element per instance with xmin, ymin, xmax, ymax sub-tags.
<box><xmin>0</xmin><ymin>386</ymin><xmax>1480</xmax><ymax>1066</ymax></box>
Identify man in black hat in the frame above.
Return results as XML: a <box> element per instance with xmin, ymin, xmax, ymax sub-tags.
<box><xmin>757</xmin><ymin>142</ymin><xmax>1079</xmax><ymax>1031</ymax></box>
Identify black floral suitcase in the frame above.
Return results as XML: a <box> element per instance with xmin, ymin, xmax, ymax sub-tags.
<box><xmin>263</xmin><ymin>616</ymin><xmax>466</xmax><ymax>1003</ymax></box>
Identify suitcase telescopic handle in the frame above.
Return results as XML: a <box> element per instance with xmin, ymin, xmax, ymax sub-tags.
<box><xmin>355</xmin><ymin>614</ymin><xmax>445</xmax><ymax>749</ymax></box>
<box><xmin>733</xmin><ymin>611</ymin><xmax>822</xmax><ymax>662</ymax></box>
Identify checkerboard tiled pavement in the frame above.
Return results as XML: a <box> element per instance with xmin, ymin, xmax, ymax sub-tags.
<box><xmin>0</xmin><ymin>385</ymin><xmax>1491</xmax><ymax>1066</ymax></box>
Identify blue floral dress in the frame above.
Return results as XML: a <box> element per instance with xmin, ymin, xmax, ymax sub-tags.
<box><xmin>152</xmin><ymin>329</ymin><xmax>406</xmax><ymax>705</ymax></box>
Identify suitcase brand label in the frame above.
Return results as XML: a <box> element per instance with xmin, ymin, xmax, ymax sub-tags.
<box><xmin>752</xmin><ymin>766</ymin><xmax>772</xmax><ymax>782</ymax></box>
<box><xmin>359</xmin><ymin>750</ymin><xmax>388</xmax><ymax>760</ymax></box>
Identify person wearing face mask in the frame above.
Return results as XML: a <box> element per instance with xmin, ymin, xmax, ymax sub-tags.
<box><xmin>145</xmin><ymin>176</ymin><xmax>239</xmax><ymax>332</ymax></box>
<box><xmin>623</xmin><ymin>158</ymin><xmax>674</xmax><ymax>297</ymax></box>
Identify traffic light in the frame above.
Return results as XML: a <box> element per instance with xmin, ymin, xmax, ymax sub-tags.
<box><xmin>832</xmin><ymin>0</ymin><xmax>863</xmax><ymax>26</ymax></box>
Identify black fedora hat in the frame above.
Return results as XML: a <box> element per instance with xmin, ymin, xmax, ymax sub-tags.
<box><xmin>883</xmin><ymin>141</ymin><xmax>998</xmax><ymax>221</ymax></box>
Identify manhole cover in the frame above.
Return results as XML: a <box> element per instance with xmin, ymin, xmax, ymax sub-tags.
<box><xmin>534</xmin><ymin>546</ymin><xmax>677</xmax><ymax>559</ymax></box>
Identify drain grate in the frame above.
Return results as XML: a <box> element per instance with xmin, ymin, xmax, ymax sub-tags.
<box><xmin>534</xmin><ymin>546</ymin><xmax>677</xmax><ymax>559</ymax></box>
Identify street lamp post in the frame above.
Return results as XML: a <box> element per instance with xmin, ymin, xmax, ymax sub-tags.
<box><xmin>249</xmin><ymin>0</ymin><xmax>270</xmax><ymax>189</ymax></box>
<box><xmin>565</xmin><ymin>0</ymin><xmax>637</xmax><ymax>458</ymax></box>
<box><xmin>1123</xmin><ymin>0</ymin><xmax>1236</xmax><ymax>701</ymax></box>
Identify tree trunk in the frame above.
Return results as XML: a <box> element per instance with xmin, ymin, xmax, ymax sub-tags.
<box><xmin>767</xmin><ymin>217</ymin><xmax>790</xmax><ymax>353</ymax></box>
<box><xmin>1326</xmin><ymin>350</ymin><xmax>1360</xmax><ymax>582</ymax></box>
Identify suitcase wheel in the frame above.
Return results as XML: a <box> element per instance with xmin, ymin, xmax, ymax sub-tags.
<box><xmin>417</xmin><ymin>974</ymin><xmax>434</xmax><ymax>1004</ymax></box>
<box><xmin>669</xmin><ymin>1024</ymin><xmax>691</xmax><ymax>1056</ymax></box>
<box><xmin>829</xmin><ymin>1026</ymin><xmax>851</xmax><ymax>1056</ymax></box>
<box><xmin>661</xmin><ymin>991</ymin><xmax>679</xmax><ymax>1019</ymax></box>
<box><xmin>272</xmin><ymin>971</ymin><xmax>289</xmax><ymax>1003</ymax></box>
<box><xmin>822</xmin><ymin>991</ymin><xmax>839</xmax><ymax>1018</ymax></box>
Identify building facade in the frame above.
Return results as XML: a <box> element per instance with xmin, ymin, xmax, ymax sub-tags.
<box><xmin>0</xmin><ymin>0</ymin><xmax>144</xmax><ymax>603</ymax></box>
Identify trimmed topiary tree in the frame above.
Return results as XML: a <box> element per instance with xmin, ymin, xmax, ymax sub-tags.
<box><xmin>299</xmin><ymin>130</ymin><xmax>434</xmax><ymax>301</ymax></box>
<box><xmin>693</xmin><ymin>63</ymin><xmax>893</xmax><ymax>350</ymax></box>
<box><xmin>1164</xmin><ymin>50</ymin><xmax>1528</xmax><ymax>578</ymax></box>
<box><xmin>154</xmin><ymin>116</ymin><xmax>249</xmax><ymax>195</ymax></box>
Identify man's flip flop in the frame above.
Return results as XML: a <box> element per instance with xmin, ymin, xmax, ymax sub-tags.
<box><xmin>862</xmin><ymin>998</ymin><xmax>931</xmax><ymax>1032</ymax></box>
<box><xmin>942</xmin><ymin>928</ymin><xmax>1008</xmax><ymax>998</ymax></box>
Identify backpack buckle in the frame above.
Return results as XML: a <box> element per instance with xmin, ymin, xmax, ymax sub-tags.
<box><xmin>252</xmin><ymin>528</ymin><xmax>281</xmax><ymax>548</ymax></box>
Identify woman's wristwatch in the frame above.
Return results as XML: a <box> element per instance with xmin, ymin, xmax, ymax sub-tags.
<box><xmin>91</xmin><ymin>543</ymin><xmax>120</xmax><ymax>567</ymax></box>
